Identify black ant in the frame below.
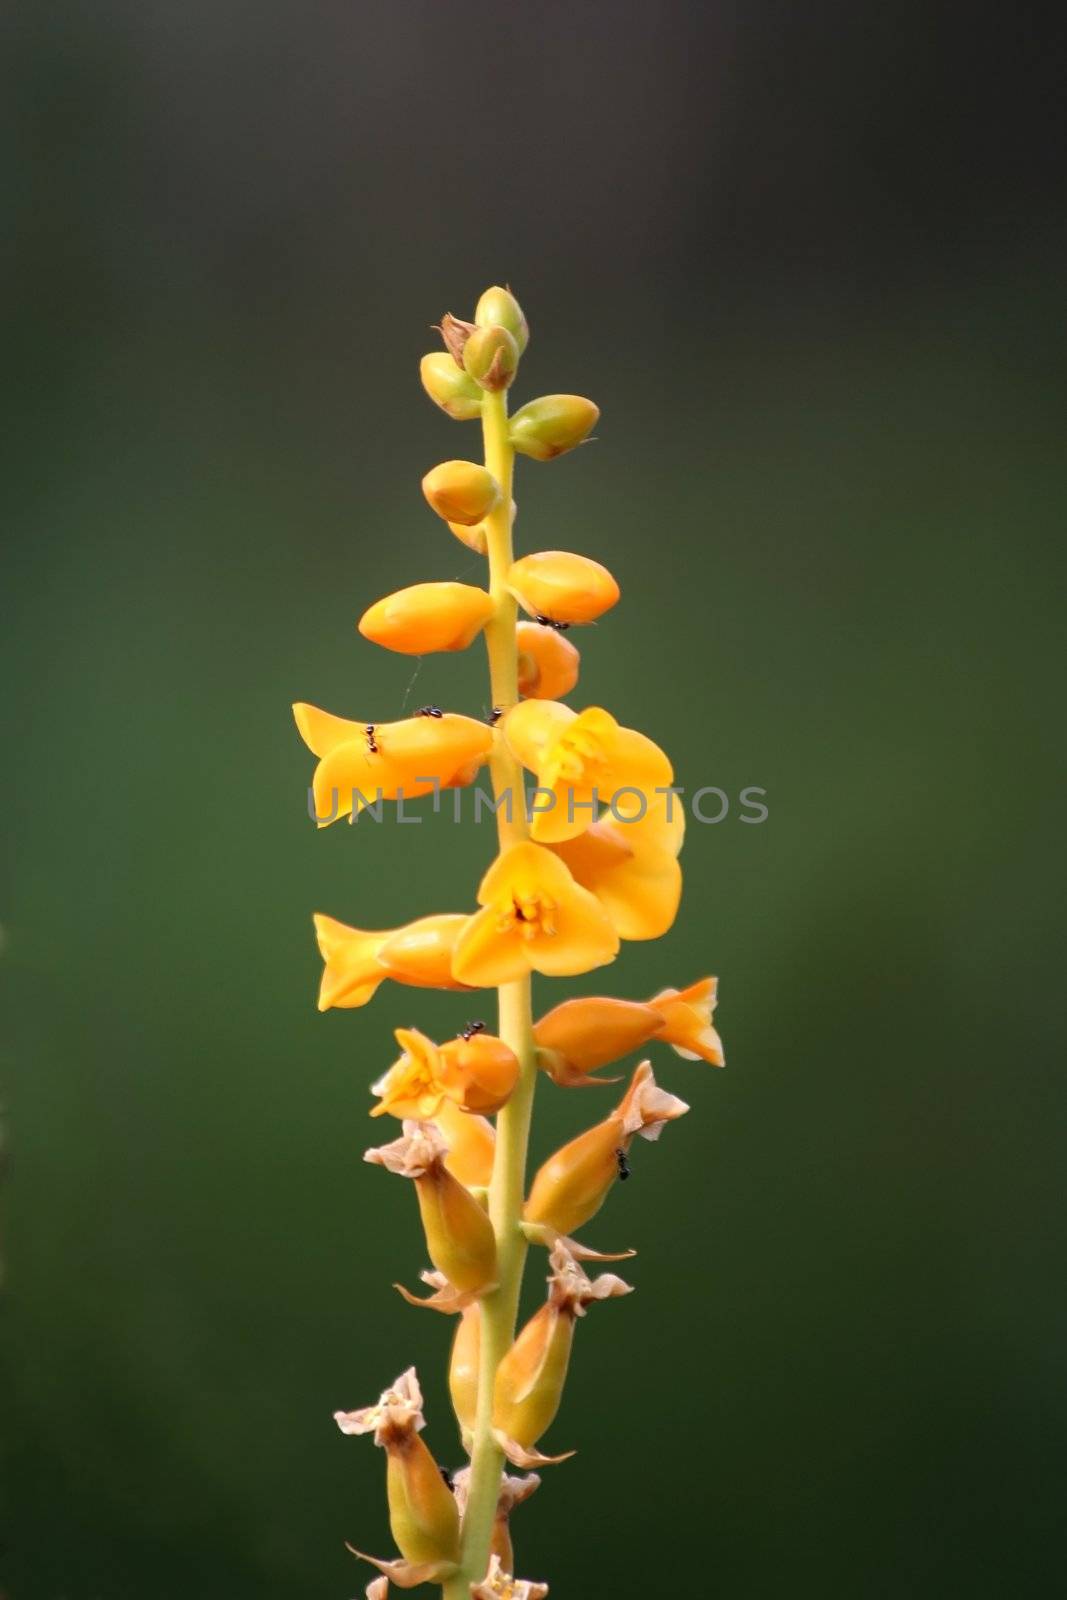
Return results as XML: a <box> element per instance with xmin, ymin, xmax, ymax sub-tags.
<box><xmin>440</xmin><ymin>1465</ymin><xmax>456</xmax><ymax>1490</ymax></box>
<box><xmin>416</xmin><ymin>705</ymin><xmax>444</xmax><ymax>718</ymax></box>
<box><xmin>459</xmin><ymin>1020</ymin><xmax>486</xmax><ymax>1041</ymax></box>
<box><xmin>615</xmin><ymin>1148</ymin><xmax>631</xmax><ymax>1181</ymax></box>
<box><xmin>533</xmin><ymin>614</ymin><xmax>571</xmax><ymax>632</ymax></box>
<box><xmin>365</xmin><ymin>724</ymin><xmax>378</xmax><ymax>754</ymax></box>
<box><xmin>487</xmin><ymin>707</ymin><xmax>503</xmax><ymax>726</ymax></box>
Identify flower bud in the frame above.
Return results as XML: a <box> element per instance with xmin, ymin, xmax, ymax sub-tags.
<box><xmin>359</xmin><ymin>581</ymin><xmax>495</xmax><ymax>655</ymax></box>
<box><xmin>438</xmin><ymin>1032</ymin><xmax>520</xmax><ymax>1114</ymax></box>
<box><xmin>422</xmin><ymin>460</ymin><xmax>501</xmax><ymax>526</ymax></box>
<box><xmin>493</xmin><ymin>1243</ymin><xmax>630</xmax><ymax>1460</ymax></box>
<box><xmin>335</xmin><ymin>1368</ymin><xmax>460</xmax><ymax>1569</ymax></box>
<box><xmin>419</xmin><ymin>352</ymin><xmax>483</xmax><ymax>420</ymax></box>
<box><xmin>509</xmin><ymin>395</ymin><xmax>598</xmax><ymax>461</ymax></box>
<box><xmin>474</xmin><ymin>285</ymin><xmax>529</xmax><ymax>354</ymax></box>
<box><xmin>508</xmin><ymin>551</ymin><xmax>619</xmax><ymax>626</ymax></box>
<box><xmin>523</xmin><ymin>1062</ymin><xmax>688</xmax><ymax>1236</ymax></box>
<box><xmin>516</xmin><ymin>621</ymin><xmax>580</xmax><ymax>700</ymax></box>
<box><xmin>463</xmin><ymin>324</ymin><xmax>520</xmax><ymax>391</ymax></box>
<box><xmin>447</xmin><ymin>517</ymin><xmax>489</xmax><ymax>555</ymax></box>
<box><xmin>366</xmin><ymin>1122</ymin><xmax>498</xmax><ymax>1295</ymax></box>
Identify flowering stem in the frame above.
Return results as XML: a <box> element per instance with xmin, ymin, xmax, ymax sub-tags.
<box><xmin>444</xmin><ymin>389</ymin><xmax>537</xmax><ymax>1597</ymax></box>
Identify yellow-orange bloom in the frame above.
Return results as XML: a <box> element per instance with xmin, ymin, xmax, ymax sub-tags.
<box><xmin>533</xmin><ymin>995</ymin><xmax>663</xmax><ymax>1084</ymax></box>
<box><xmin>550</xmin><ymin>789</ymin><xmax>684</xmax><ymax>940</ymax></box>
<box><xmin>452</xmin><ymin>841</ymin><xmax>619</xmax><ymax>988</ymax></box>
<box><xmin>366</xmin><ymin>1122</ymin><xmax>498</xmax><ymax>1297</ymax></box>
<box><xmin>372</xmin><ymin>1028</ymin><xmax>449</xmax><ymax>1120</ymax></box>
<box><xmin>372</xmin><ymin>1029</ymin><xmax>520</xmax><ymax>1120</ymax></box>
<box><xmin>504</xmin><ymin>701</ymin><xmax>673</xmax><ymax>846</ymax></box>
<box><xmin>433</xmin><ymin>1098</ymin><xmax>496</xmax><ymax>1188</ymax></box>
<box><xmin>313</xmin><ymin>913</ymin><xmax>473</xmax><ymax>1010</ymax></box>
<box><xmin>508</xmin><ymin>550</ymin><xmax>619</xmax><ymax>626</ymax></box>
<box><xmin>294</xmin><ymin>702</ymin><xmax>492</xmax><ymax>824</ymax></box>
<box><xmin>516</xmin><ymin>621</ymin><xmax>580</xmax><ymax>700</ymax></box>
<box><xmin>359</xmin><ymin>582</ymin><xmax>495</xmax><ymax>655</ymax></box>
<box><xmin>422</xmin><ymin>460</ymin><xmax>500</xmax><ymax>525</ymax></box>
<box><xmin>651</xmin><ymin>976</ymin><xmax>725</xmax><ymax>1066</ymax></box>
<box><xmin>335</xmin><ymin>1368</ymin><xmax>460</xmax><ymax>1571</ymax></box>
<box><xmin>524</xmin><ymin>1062</ymin><xmax>688</xmax><ymax>1237</ymax></box>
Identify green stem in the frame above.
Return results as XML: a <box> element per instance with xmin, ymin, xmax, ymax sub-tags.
<box><xmin>444</xmin><ymin>388</ymin><xmax>536</xmax><ymax>1597</ymax></box>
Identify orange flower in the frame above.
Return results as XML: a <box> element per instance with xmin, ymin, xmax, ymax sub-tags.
<box><xmin>422</xmin><ymin>460</ymin><xmax>500</xmax><ymax>525</ymax></box>
<box><xmin>516</xmin><ymin>621</ymin><xmax>580</xmax><ymax>700</ymax></box>
<box><xmin>651</xmin><ymin>976</ymin><xmax>725</xmax><ymax>1066</ymax></box>
<box><xmin>294</xmin><ymin>702</ymin><xmax>492</xmax><ymax>825</ymax></box>
<box><xmin>524</xmin><ymin>1062</ymin><xmax>688</xmax><ymax>1237</ymax></box>
<box><xmin>312</xmin><ymin>913</ymin><xmax>473</xmax><ymax>1010</ymax></box>
<box><xmin>365</xmin><ymin>1121</ymin><xmax>498</xmax><ymax>1297</ymax></box>
<box><xmin>432</xmin><ymin>1098</ymin><xmax>496</xmax><ymax>1188</ymax></box>
<box><xmin>550</xmin><ymin>788</ymin><xmax>684</xmax><ymax>940</ymax></box>
<box><xmin>504</xmin><ymin>701</ymin><xmax>672</xmax><ymax>845</ymax></box>
<box><xmin>452</xmin><ymin>842</ymin><xmax>619</xmax><ymax>987</ymax></box>
<box><xmin>533</xmin><ymin>995</ymin><xmax>663</xmax><ymax>1085</ymax></box>
<box><xmin>371</xmin><ymin>1028</ymin><xmax>520</xmax><ymax>1120</ymax></box>
<box><xmin>359</xmin><ymin>581</ymin><xmax>495</xmax><ymax>655</ymax></box>
<box><xmin>508</xmin><ymin>550</ymin><xmax>619</xmax><ymax>625</ymax></box>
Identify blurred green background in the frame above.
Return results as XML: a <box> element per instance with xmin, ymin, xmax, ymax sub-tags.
<box><xmin>3</xmin><ymin>2</ymin><xmax>1066</xmax><ymax>1595</ymax></box>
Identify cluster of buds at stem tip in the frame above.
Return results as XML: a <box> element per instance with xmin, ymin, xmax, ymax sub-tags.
<box><xmin>292</xmin><ymin>285</ymin><xmax>726</xmax><ymax>1595</ymax></box>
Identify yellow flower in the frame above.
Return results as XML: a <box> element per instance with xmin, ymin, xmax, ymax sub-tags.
<box><xmin>504</xmin><ymin>700</ymin><xmax>673</xmax><ymax>846</ymax></box>
<box><xmin>452</xmin><ymin>841</ymin><xmax>619</xmax><ymax>987</ymax></box>
<box><xmin>358</xmin><ymin>581</ymin><xmax>495</xmax><ymax>655</ymax></box>
<box><xmin>371</xmin><ymin>1027</ymin><xmax>520</xmax><ymax>1119</ymax></box>
<box><xmin>651</xmin><ymin>976</ymin><xmax>725</xmax><ymax>1066</ymax></box>
<box><xmin>294</xmin><ymin>702</ymin><xmax>492</xmax><ymax>825</ymax></box>
<box><xmin>550</xmin><ymin>788</ymin><xmax>684</xmax><ymax>940</ymax></box>
<box><xmin>313</xmin><ymin>912</ymin><xmax>473</xmax><ymax>1010</ymax></box>
<box><xmin>533</xmin><ymin>995</ymin><xmax>664</xmax><ymax>1084</ymax></box>
<box><xmin>516</xmin><ymin>620</ymin><xmax>580</xmax><ymax>700</ymax></box>
<box><xmin>508</xmin><ymin>550</ymin><xmax>619</xmax><ymax>625</ymax></box>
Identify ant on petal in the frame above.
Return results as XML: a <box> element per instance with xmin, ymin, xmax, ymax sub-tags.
<box><xmin>416</xmin><ymin>705</ymin><xmax>444</xmax><ymax>718</ymax></box>
<box><xmin>615</xmin><ymin>1148</ymin><xmax>631</xmax><ymax>1182</ymax></box>
<box><xmin>365</xmin><ymin>724</ymin><xmax>378</xmax><ymax>754</ymax></box>
<box><xmin>459</xmin><ymin>1020</ymin><xmax>486</xmax><ymax>1041</ymax></box>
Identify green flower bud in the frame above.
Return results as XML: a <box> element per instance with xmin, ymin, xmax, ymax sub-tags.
<box><xmin>463</xmin><ymin>325</ymin><xmax>520</xmax><ymax>392</ymax></box>
<box><xmin>509</xmin><ymin>395</ymin><xmax>599</xmax><ymax>461</ymax></box>
<box><xmin>475</xmin><ymin>286</ymin><xmax>529</xmax><ymax>354</ymax></box>
<box><xmin>420</xmin><ymin>353</ymin><xmax>484</xmax><ymax>420</ymax></box>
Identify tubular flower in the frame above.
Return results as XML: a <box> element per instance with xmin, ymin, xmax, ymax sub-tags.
<box><xmin>452</xmin><ymin>841</ymin><xmax>619</xmax><ymax>987</ymax></box>
<box><xmin>452</xmin><ymin>1470</ymin><xmax>540</xmax><ymax>1575</ymax></box>
<box><xmin>335</xmin><ymin>1367</ymin><xmax>460</xmax><ymax>1572</ymax></box>
<box><xmin>422</xmin><ymin>460</ymin><xmax>501</xmax><ymax>526</ymax></box>
<box><xmin>651</xmin><ymin>976</ymin><xmax>724</xmax><ymax>1065</ymax></box>
<box><xmin>509</xmin><ymin>393</ymin><xmax>599</xmax><ymax>461</ymax></box>
<box><xmin>372</xmin><ymin>1029</ymin><xmax>519</xmax><ymax>1120</ymax></box>
<box><xmin>365</xmin><ymin>1121</ymin><xmax>498</xmax><ymax>1297</ymax></box>
<box><xmin>313</xmin><ymin>913</ymin><xmax>473</xmax><ymax>1010</ymax></box>
<box><xmin>516</xmin><ymin>621</ymin><xmax>580</xmax><ymax>701</ymax></box>
<box><xmin>295</xmin><ymin>703</ymin><xmax>492</xmax><ymax>824</ymax></box>
<box><xmin>550</xmin><ymin>789</ymin><xmax>684</xmax><ymax>941</ymax></box>
<box><xmin>504</xmin><ymin>701</ymin><xmax>673</xmax><ymax>846</ymax></box>
<box><xmin>508</xmin><ymin>551</ymin><xmax>619</xmax><ymax>626</ymax></box>
<box><xmin>359</xmin><ymin>582</ymin><xmax>495</xmax><ymax>655</ymax></box>
<box><xmin>492</xmin><ymin>1243</ymin><xmax>631</xmax><ymax>1466</ymax></box>
<box><xmin>432</xmin><ymin>1097</ymin><xmax>496</xmax><ymax>1188</ymax></box>
<box><xmin>524</xmin><ymin>1062</ymin><xmax>689</xmax><ymax>1237</ymax></box>
<box><xmin>533</xmin><ymin>995</ymin><xmax>664</xmax><ymax>1085</ymax></box>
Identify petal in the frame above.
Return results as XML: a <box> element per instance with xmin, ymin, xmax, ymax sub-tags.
<box><xmin>452</xmin><ymin>908</ymin><xmax>526</xmax><ymax>987</ymax></box>
<box><xmin>313</xmin><ymin>914</ymin><xmax>389</xmax><ymax>1010</ymax></box>
<box><xmin>503</xmin><ymin>699</ymin><xmax>575</xmax><ymax>772</ymax></box>
<box><xmin>293</xmin><ymin>701</ymin><xmax>364</xmax><ymax>758</ymax></box>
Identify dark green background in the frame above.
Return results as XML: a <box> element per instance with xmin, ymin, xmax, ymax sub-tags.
<box><xmin>4</xmin><ymin>3</ymin><xmax>1065</xmax><ymax>1595</ymax></box>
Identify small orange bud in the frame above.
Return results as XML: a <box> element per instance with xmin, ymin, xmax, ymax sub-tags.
<box><xmin>509</xmin><ymin>394</ymin><xmax>599</xmax><ymax>460</ymax></box>
<box><xmin>508</xmin><ymin>550</ymin><xmax>619</xmax><ymax>626</ymax></box>
<box><xmin>474</xmin><ymin>285</ymin><xmax>529</xmax><ymax>354</ymax></box>
<box><xmin>524</xmin><ymin>1062</ymin><xmax>688</xmax><ymax>1236</ymax></box>
<box><xmin>516</xmin><ymin>620</ymin><xmax>580</xmax><ymax>700</ymax></box>
<box><xmin>335</xmin><ymin>1368</ymin><xmax>460</xmax><ymax>1570</ymax></box>
<box><xmin>463</xmin><ymin>324</ymin><xmax>520</xmax><ymax>391</ymax></box>
<box><xmin>533</xmin><ymin>995</ymin><xmax>663</xmax><ymax>1082</ymax></box>
<box><xmin>422</xmin><ymin>460</ymin><xmax>501</xmax><ymax>526</ymax></box>
<box><xmin>438</xmin><ymin>1032</ymin><xmax>520</xmax><ymax>1114</ymax></box>
<box><xmin>419</xmin><ymin>351</ymin><xmax>483</xmax><ymax>420</ymax></box>
<box><xmin>359</xmin><ymin>582</ymin><xmax>495</xmax><ymax>655</ymax></box>
<box><xmin>366</xmin><ymin>1122</ymin><xmax>498</xmax><ymax>1296</ymax></box>
<box><xmin>493</xmin><ymin>1243</ymin><xmax>630</xmax><ymax>1460</ymax></box>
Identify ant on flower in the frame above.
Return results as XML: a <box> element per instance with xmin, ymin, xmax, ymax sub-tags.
<box><xmin>615</xmin><ymin>1148</ymin><xmax>632</xmax><ymax>1182</ymax></box>
<box><xmin>487</xmin><ymin>707</ymin><xmax>503</xmax><ymax>726</ymax></box>
<box><xmin>459</xmin><ymin>1020</ymin><xmax>486</xmax><ymax>1041</ymax></box>
<box><xmin>364</xmin><ymin>724</ymin><xmax>378</xmax><ymax>754</ymax></box>
<box><xmin>416</xmin><ymin>705</ymin><xmax>444</xmax><ymax>718</ymax></box>
<box><xmin>533</xmin><ymin>614</ymin><xmax>571</xmax><ymax>632</ymax></box>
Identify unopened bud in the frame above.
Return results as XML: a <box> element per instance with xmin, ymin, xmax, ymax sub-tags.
<box><xmin>359</xmin><ymin>581</ymin><xmax>494</xmax><ymax>655</ymax></box>
<box><xmin>516</xmin><ymin>621</ymin><xmax>580</xmax><ymax>701</ymax></box>
<box><xmin>509</xmin><ymin>550</ymin><xmax>619</xmax><ymax>626</ymax></box>
<box><xmin>509</xmin><ymin>395</ymin><xmax>599</xmax><ymax>461</ymax></box>
<box><xmin>475</xmin><ymin>285</ymin><xmax>529</xmax><ymax>354</ymax></box>
<box><xmin>420</xmin><ymin>352</ymin><xmax>483</xmax><ymax>420</ymax></box>
<box><xmin>366</xmin><ymin>1122</ymin><xmax>498</xmax><ymax>1295</ymax></box>
<box><xmin>463</xmin><ymin>324</ymin><xmax>519</xmax><ymax>391</ymax></box>
<box><xmin>422</xmin><ymin>460</ymin><xmax>501</xmax><ymax>526</ymax></box>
